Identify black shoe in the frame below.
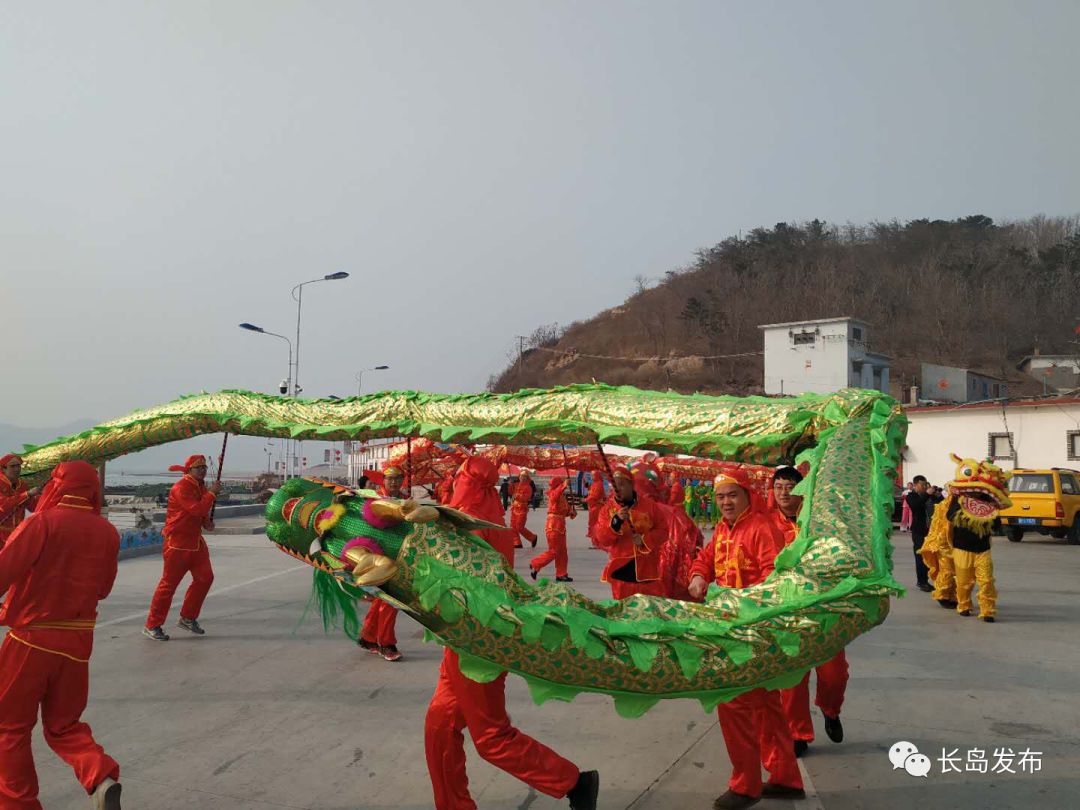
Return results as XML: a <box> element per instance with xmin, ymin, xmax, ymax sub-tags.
<box><xmin>938</xmin><ymin>599</ymin><xmax>958</xmax><ymax>609</ymax></box>
<box><xmin>567</xmin><ymin>769</ymin><xmax>599</xmax><ymax>810</ymax></box>
<box><xmin>713</xmin><ymin>790</ymin><xmax>760</xmax><ymax>810</ymax></box>
<box><xmin>916</xmin><ymin>582</ymin><xmax>933</xmax><ymax>592</ymax></box>
<box><xmin>793</xmin><ymin>739</ymin><xmax>809</xmax><ymax>758</ymax></box>
<box><xmin>823</xmin><ymin>713</ymin><xmax>844</xmax><ymax>743</ymax></box>
<box><xmin>358</xmin><ymin>638</ymin><xmax>379</xmax><ymax>654</ymax></box>
<box><xmin>982</xmin><ymin>616</ymin><xmax>996</xmax><ymax>623</ymax></box>
<box><xmin>529</xmin><ymin>568</ymin><xmax>538</xmax><ymax>581</ymax></box>
<box><xmin>762</xmin><ymin>783</ymin><xmax>807</xmax><ymax>800</ymax></box>
<box><xmin>959</xmin><ymin>609</ymin><xmax>972</xmax><ymax>617</ymax></box>
<box><xmin>142</xmin><ymin>626</ymin><xmax>169</xmax><ymax>642</ymax></box>
<box><xmin>378</xmin><ymin>644</ymin><xmax>403</xmax><ymax>662</ymax></box>
<box><xmin>90</xmin><ymin>777</ymin><xmax>122</xmax><ymax>810</ymax></box>
<box><xmin>556</xmin><ymin>575</ymin><xmax>574</xmax><ymax>583</ymax></box>
<box><xmin>177</xmin><ymin>617</ymin><xmax>205</xmax><ymax>635</ymax></box>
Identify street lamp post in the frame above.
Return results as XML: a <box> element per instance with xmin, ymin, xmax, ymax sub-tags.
<box><xmin>239</xmin><ymin>322</ymin><xmax>295</xmax><ymax>476</ymax></box>
<box><xmin>291</xmin><ymin>272</ymin><xmax>349</xmax><ymax>397</ymax></box>
<box><xmin>356</xmin><ymin>365</ymin><xmax>390</xmax><ymax>396</ymax></box>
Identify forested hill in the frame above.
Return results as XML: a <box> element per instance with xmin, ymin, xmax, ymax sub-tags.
<box><xmin>488</xmin><ymin>215</ymin><xmax>1080</xmax><ymax>396</ymax></box>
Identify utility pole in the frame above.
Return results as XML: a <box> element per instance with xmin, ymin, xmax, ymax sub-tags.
<box><xmin>516</xmin><ymin>335</ymin><xmax>526</xmax><ymax>376</ymax></box>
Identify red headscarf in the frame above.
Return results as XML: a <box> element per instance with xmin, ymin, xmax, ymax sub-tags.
<box><xmin>547</xmin><ymin>475</ymin><xmax>568</xmax><ymax>500</ymax></box>
<box><xmin>0</xmin><ymin>453</ymin><xmax>19</xmax><ymax>469</ymax></box>
<box><xmin>168</xmin><ymin>454</ymin><xmax>207</xmax><ymax>474</ymax></box>
<box><xmin>449</xmin><ymin>457</ymin><xmax>502</xmax><ymax>520</ymax></box>
<box><xmin>35</xmin><ymin>461</ymin><xmax>103</xmax><ymax>514</ymax></box>
<box><xmin>629</xmin><ymin>460</ymin><xmax>663</xmax><ymax>501</ymax></box>
<box><xmin>714</xmin><ymin>467</ymin><xmax>767</xmax><ymax>514</ymax></box>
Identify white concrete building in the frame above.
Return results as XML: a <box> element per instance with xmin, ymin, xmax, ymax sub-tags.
<box><xmin>903</xmin><ymin>397</ymin><xmax>1080</xmax><ymax>485</ymax></box>
<box><xmin>1016</xmin><ymin>354</ymin><xmax>1080</xmax><ymax>393</ymax></box>
<box><xmin>759</xmin><ymin>317</ymin><xmax>890</xmax><ymax>396</ymax></box>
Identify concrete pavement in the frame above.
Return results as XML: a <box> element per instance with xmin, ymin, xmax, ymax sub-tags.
<box><xmin>17</xmin><ymin>510</ymin><xmax>1080</xmax><ymax>809</ymax></box>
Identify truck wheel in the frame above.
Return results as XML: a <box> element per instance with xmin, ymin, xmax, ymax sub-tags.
<box><xmin>1006</xmin><ymin>527</ymin><xmax>1024</xmax><ymax>543</ymax></box>
<box><xmin>1068</xmin><ymin>517</ymin><xmax>1080</xmax><ymax>546</ymax></box>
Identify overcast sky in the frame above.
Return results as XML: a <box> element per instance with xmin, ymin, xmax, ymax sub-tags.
<box><xmin>4</xmin><ymin>0</ymin><xmax>1078</xmax><ymax>431</ymax></box>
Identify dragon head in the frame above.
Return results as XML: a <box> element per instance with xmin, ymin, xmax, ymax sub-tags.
<box><xmin>946</xmin><ymin>453</ymin><xmax>1012</xmax><ymax>521</ymax></box>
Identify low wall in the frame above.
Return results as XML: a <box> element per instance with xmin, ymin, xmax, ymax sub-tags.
<box><xmin>117</xmin><ymin>527</ymin><xmax>165</xmax><ymax>561</ymax></box>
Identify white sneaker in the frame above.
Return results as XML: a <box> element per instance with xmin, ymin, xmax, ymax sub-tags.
<box><xmin>90</xmin><ymin>778</ymin><xmax>121</xmax><ymax>810</ymax></box>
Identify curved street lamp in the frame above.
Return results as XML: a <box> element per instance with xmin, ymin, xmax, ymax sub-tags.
<box><xmin>239</xmin><ymin>322</ymin><xmax>294</xmax><ymax>476</ymax></box>
<box><xmin>356</xmin><ymin>365</ymin><xmax>390</xmax><ymax>395</ymax></box>
<box><xmin>291</xmin><ymin>272</ymin><xmax>350</xmax><ymax>397</ymax></box>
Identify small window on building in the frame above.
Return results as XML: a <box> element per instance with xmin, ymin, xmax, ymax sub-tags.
<box><xmin>793</xmin><ymin>331</ymin><xmax>816</xmax><ymax>346</ymax></box>
<box><xmin>1068</xmin><ymin>431</ymin><xmax>1080</xmax><ymax>461</ymax></box>
<box><xmin>852</xmin><ymin>327</ymin><xmax>863</xmax><ymax>341</ymax></box>
<box><xmin>988</xmin><ymin>432</ymin><xmax>1014</xmax><ymax>461</ymax></box>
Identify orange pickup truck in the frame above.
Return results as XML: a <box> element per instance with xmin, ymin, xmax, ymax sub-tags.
<box><xmin>998</xmin><ymin>468</ymin><xmax>1080</xmax><ymax>544</ymax></box>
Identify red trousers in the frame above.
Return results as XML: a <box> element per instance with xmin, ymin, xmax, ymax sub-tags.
<box><xmin>424</xmin><ymin>649</ymin><xmax>579</xmax><ymax>809</ymax></box>
<box><xmin>360</xmin><ymin>599</ymin><xmax>398</xmax><ymax>646</ymax></box>
<box><xmin>586</xmin><ymin>508</ymin><xmax>600</xmax><ymax>548</ymax></box>
<box><xmin>717</xmin><ymin>688</ymin><xmax>803</xmax><ymax>797</ymax></box>
<box><xmin>509</xmin><ymin>504</ymin><xmax>536</xmax><ymax>546</ymax></box>
<box><xmin>146</xmin><ymin>543</ymin><xmax>214</xmax><ymax>628</ymax></box>
<box><xmin>530</xmin><ymin>527</ymin><xmax>568</xmax><ymax>578</ymax></box>
<box><xmin>781</xmin><ymin>650</ymin><xmax>849</xmax><ymax>741</ymax></box>
<box><xmin>0</xmin><ymin>636</ymin><xmax>119</xmax><ymax>809</ymax></box>
<box><xmin>608</xmin><ymin>579</ymin><xmax>666</xmax><ymax>600</ymax></box>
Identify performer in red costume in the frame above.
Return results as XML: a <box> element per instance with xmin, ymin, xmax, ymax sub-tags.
<box><xmin>667</xmin><ymin>475</ymin><xmax>685</xmax><ymax>512</ymax></box>
<box><xmin>584</xmin><ymin>475</ymin><xmax>605</xmax><ymax>549</ymax></box>
<box><xmin>529</xmin><ymin>475</ymin><xmax>577</xmax><ymax>582</ymax></box>
<box><xmin>629</xmin><ymin>461</ymin><xmax>702</xmax><ymax>601</ymax></box>
<box><xmin>593</xmin><ymin>465</ymin><xmax>669</xmax><ymax>599</ymax></box>
<box><xmin>0</xmin><ymin>454</ymin><xmax>40</xmax><ymax>550</ymax></box>
<box><xmin>508</xmin><ymin>470</ymin><xmax>538</xmax><ymax>548</ymax></box>
<box><xmin>427</xmin><ymin>456</ymin><xmax>598</xmax><ymax>810</ymax></box>
<box><xmin>144</xmin><ymin>455</ymin><xmax>220</xmax><ymax>641</ymax></box>
<box><xmin>0</xmin><ymin>461</ymin><xmax>123</xmax><ymax>810</ymax></box>
<box><xmin>358</xmin><ymin>466</ymin><xmax>407</xmax><ymax>661</ymax></box>
<box><xmin>768</xmin><ymin>466</ymin><xmax>847</xmax><ymax>756</ymax></box>
<box><xmin>688</xmin><ymin>469</ymin><xmax>804</xmax><ymax>810</ymax></box>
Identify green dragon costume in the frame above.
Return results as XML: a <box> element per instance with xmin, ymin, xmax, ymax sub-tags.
<box><xmin>16</xmin><ymin>384</ymin><xmax>906</xmax><ymax>717</ymax></box>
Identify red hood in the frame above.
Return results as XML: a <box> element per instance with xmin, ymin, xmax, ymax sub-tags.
<box><xmin>36</xmin><ymin>461</ymin><xmax>102</xmax><ymax>514</ymax></box>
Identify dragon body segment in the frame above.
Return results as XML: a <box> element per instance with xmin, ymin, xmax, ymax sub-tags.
<box><xmin>16</xmin><ymin>385</ymin><xmax>907</xmax><ymax>715</ymax></box>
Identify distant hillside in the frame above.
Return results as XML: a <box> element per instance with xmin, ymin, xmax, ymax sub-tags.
<box><xmin>489</xmin><ymin>215</ymin><xmax>1080</xmax><ymax>395</ymax></box>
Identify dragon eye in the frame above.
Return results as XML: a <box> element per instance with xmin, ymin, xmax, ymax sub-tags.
<box><xmin>962</xmin><ymin>467</ymin><xmax>973</xmax><ymax>477</ymax></box>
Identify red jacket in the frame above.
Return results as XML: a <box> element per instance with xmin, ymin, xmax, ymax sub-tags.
<box><xmin>668</xmin><ymin>481</ymin><xmax>685</xmax><ymax>508</ymax></box>
<box><xmin>164</xmin><ymin>474</ymin><xmax>216</xmax><ymax>551</ymax></box>
<box><xmin>511</xmin><ymin>481</ymin><xmax>533</xmax><ymax>509</ymax></box>
<box><xmin>0</xmin><ymin>466</ymin><xmax>119</xmax><ymax>661</ymax></box>
<box><xmin>0</xmin><ymin>476</ymin><xmax>37</xmax><ymax>544</ymax></box>
<box><xmin>545</xmin><ymin>481</ymin><xmax>576</xmax><ymax>532</ymax></box>
<box><xmin>585</xmin><ymin>479</ymin><xmax>605</xmax><ymax>508</ymax></box>
<box><xmin>767</xmin><ymin>508</ymin><xmax>799</xmax><ymax>544</ymax></box>
<box><xmin>449</xmin><ymin>457</ymin><xmax>516</xmax><ymax>564</ymax></box>
<box><xmin>689</xmin><ymin>507</ymin><xmax>786</xmax><ymax>590</ymax></box>
<box><xmin>594</xmin><ymin>492</ymin><xmax>668</xmax><ymax>584</ymax></box>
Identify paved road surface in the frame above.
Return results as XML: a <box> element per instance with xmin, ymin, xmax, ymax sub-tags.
<box><xmin>14</xmin><ymin>511</ymin><xmax>1079</xmax><ymax>809</ymax></box>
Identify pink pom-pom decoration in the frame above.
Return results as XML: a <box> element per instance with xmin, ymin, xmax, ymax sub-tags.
<box><xmin>340</xmin><ymin>536</ymin><xmax>385</xmax><ymax>560</ymax></box>
<box><xmin>362</xmin><ymin>500</ymin><xmax>400</xmax><ymax>529</ymax></box>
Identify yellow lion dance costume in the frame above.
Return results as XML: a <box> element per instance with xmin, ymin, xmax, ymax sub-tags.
<box><xmin>919</xmin><ymin>454</ymin><xmax>1011</xmax><ymax>622</ymax></box>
